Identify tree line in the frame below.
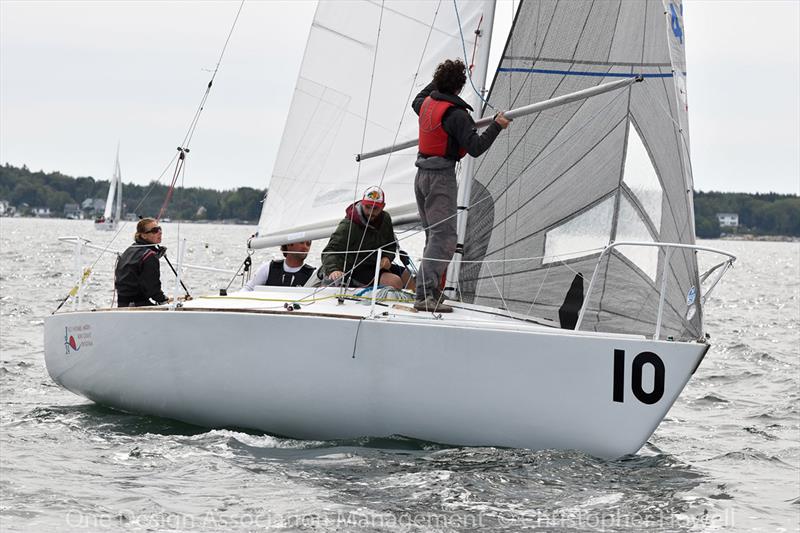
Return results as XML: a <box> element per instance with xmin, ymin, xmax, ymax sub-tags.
<box><xmin>694</xmin><ymin>191</ymin><xmax>799</xmax><ymax>238</ymax></box>
<box><xmin>1</xmin><ymin>163</ymin><xmax>797</xmax><ymax>235</ymax></box>
<box><xmin>0</xmin><ymin>163</ymin><xmax>265</xmax><ymax>222</ymax></box>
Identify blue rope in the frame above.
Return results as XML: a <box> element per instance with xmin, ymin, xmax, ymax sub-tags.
<box><xmin>453</xmin><ymin>0</ymin><xmax>495</xmax><ymax>111</ymax></box>
<box><xmin>355</xmin><ymin>285</ymin><xmax>388</xmax><ymax>296</ymax></box>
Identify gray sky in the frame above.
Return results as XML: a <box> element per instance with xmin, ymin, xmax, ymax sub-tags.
<box><xmin>1</xmin><ymin>0</ymin><xmax>798</xmax><ymax>195</ymax></box>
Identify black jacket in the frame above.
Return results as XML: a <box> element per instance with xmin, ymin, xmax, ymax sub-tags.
<box><xmin>412</xmin><ymin>82</ymin><xmax>502</xmax><ymax>165</ymax></box>
<box><xmin>115</xmin><ymin>239</ymin><xmax>168</xmax><ymax>307</ymax></box>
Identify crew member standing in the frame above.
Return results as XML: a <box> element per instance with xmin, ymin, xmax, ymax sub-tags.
<box><xmin>411</xmin><ymin>59</ymin><xmax>510</xmax><ymax>312</ymax></box>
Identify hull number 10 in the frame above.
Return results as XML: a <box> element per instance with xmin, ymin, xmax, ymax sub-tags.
<box><xmin>613</xmin><ymin>349</ymin><xmax>665</xmax><ymax>404</ymax></box>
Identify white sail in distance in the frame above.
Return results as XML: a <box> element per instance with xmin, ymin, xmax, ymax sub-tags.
<box><xmin>253</xmin><ymin>0</ymin><xmax>494</xmax><ymax>247</ymax></box>
<box><xmin>101</xmin><ymin>147</ymin><xmax>122</xmax><ymax>222</ymax></box>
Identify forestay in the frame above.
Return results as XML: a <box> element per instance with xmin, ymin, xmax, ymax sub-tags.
<box><xmin>459</xmin><ymin>0</ymin><xmax>702</xmax><ymax>341</ymax></box>
<box><xmin>254</xmin><ymin>0</ymin><xmax>494</xmax><ymax>246</ymax></box>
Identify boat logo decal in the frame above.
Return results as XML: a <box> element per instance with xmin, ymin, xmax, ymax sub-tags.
<box><xmin>669</xmin><ymin>3</ymin><xmax>684</xmax><ymax>44</ymax></box>
<box><xmin>686</xmin><ymin>286</ymin><xmax>696</xmax><ymax>306</ymax></box>
<box><xmin>64</xmin><ymin>324</ymin><xmax>93</xmax><ymax>355</ymax></box>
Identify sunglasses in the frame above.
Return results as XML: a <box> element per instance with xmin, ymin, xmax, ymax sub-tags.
<box><xmin>144</xmin><ymin>226</ymin><xmax>162</xmax><ymax>234</ymax></box>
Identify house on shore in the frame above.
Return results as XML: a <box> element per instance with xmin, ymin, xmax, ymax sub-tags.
<box><xmin>716</xmin><ymin>213</ymin><xmax>739</xmax><ymax>228</ymax></box>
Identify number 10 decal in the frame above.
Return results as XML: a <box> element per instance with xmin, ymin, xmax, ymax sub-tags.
<box><xmin>613</xmin><ymin>349</ymin><xmax>665</xmax><ymax>404</ymax></box>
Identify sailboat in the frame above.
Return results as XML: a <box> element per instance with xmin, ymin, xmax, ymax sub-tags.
<box><xmin>94</xmin><ymin>147</ymin><xmax>123</xmax><ymax>231</ymax></box>
<box><xmin>44</xmin><ymin>0</ymin><xmax>736</xmax><ymax>459</ymax></box>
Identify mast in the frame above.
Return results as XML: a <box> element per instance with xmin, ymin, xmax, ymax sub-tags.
<box><xmin>444</xmin><ymin>0</ymin><xmax>496</xmax><ymax>297</ymax></box>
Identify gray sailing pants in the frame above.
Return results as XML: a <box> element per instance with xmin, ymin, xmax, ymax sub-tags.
<box><xmin>414</xmin><ymin>166</ymin><xmax>458</xmax><ymax>301</ymax></box>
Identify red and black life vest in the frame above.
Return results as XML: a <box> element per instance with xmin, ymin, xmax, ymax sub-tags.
<box><xmin>418</xmin><ymin>97</ymin><xmax>468</xmax><ymax>160</ymax></box>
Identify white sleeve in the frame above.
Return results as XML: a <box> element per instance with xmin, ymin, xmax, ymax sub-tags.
<box><xmin>244</xmin><ymin>262</ymin><xmax>272</xmax><ymax>291</ymax></box>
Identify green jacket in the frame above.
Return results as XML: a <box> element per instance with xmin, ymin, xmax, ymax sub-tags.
<box><xmin>321</xmin><ymin>201</ymin><xmax>397</xmax><ymax>284</ymax></box>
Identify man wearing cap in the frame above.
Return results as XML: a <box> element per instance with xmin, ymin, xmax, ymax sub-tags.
<box><xmin>321</xmin><ymin>186</ymin><xmax>411</xmax><ymax>289</ymax></box>
<box><xmin>243</xmin><ymin>240</ymin><xmax>315</xmax><ymax>290</ymax></box>
<box><xmin>411</xmin><ymin>58</ymin><xmax>511</xmax><ymax>312</ymax></box>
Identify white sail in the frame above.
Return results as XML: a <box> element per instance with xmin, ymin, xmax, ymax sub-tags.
<box><xmin>459</xmin><ymin>0</ymin><xmax>702</xmax><ymax>341</ymax></box>
<box><xmin>113</xmin><ymin>153</ymin><xmax>123</xmax><ymax>222</ymax></box>
<box><xmin>96</xmin><ymin>146</ymin><xmax>122</xmax><ymax>230</ymax></box>
<box><xmin>253</xmin><ymin>0</ymin><xmax>495</xmax><ymax>247</ymax></box>
<box><xmin>102</xmin><ymin>156</ymin><xmax>118</xmax><ymax>220</ymax></box>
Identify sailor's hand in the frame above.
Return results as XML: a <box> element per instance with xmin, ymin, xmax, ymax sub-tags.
<box><xmin>329</xmin><ymin>271</ymin><xmax>344</xmax><ymax>281</ymax></box>
<box><xmin>380</xmin><ymin>257</ymin><xmax>391</xmax><ymax>270</ymax></box>
<box><xmin>494</xmin><ymin>112</ymin><xmax>511</xmax><ymax>129</ymax></box>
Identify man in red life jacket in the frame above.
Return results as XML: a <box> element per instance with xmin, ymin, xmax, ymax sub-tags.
<box><xmin>411</xmin><ymin>59</ymin><xmax>510</xmax><ymax>312</ymax></box>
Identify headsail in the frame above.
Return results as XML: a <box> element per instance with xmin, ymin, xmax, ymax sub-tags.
<box><xmin>460</xmin><ymin>0</ymin><xmax>702</xmax><ymax>340</ymax></box>
<box><xmin>253</xmin><ymin>0</ymin><xmax>494</xmax><ymax>248</ymax></box>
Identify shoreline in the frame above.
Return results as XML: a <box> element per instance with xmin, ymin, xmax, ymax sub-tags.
<box><xmin>717</xmin><ymin>234</ymin><xmax>799</xmax><ymax>243</ymax></box>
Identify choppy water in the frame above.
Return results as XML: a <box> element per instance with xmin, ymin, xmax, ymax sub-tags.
<box><xmin>1</xmin><ymin>218</ymin><xmax>798</xmax><ymax>532</ymax></box>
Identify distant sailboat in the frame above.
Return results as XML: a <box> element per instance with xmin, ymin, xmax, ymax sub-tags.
<box><xmin>94</xmin><ymin>147</ymin><xmax>123</xmax><ymax>231</ymax></box>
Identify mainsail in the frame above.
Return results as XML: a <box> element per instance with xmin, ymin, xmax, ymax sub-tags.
<box><xmin>254</xmin><ymin>0</ymin><xmax>494</xmax><ymax>247</ymax></box>
<box><xmin>460</xmin><ymin>0</ymin><xmax>702</xmax><ymax>341</ymax></box>
<box><xmin>101</xmin><ymin>148</ymin><xmax>123</xmax><ymax>222</ymax></box>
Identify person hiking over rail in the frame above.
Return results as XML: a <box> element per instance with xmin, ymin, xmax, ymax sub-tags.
<box><xmin>411</xmin><ymin>58</ymin><xmax>510</xmax><ymax>313</ymax></box>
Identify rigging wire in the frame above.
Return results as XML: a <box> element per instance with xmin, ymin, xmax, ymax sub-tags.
<box><xmin>375</xmin><ymin>0</ymin><xmax>443</xmax><ymax>189</ymax></box>
<box><xmin>453</xmin><ymin>0</ymin><xmax>495</xmax><ymax>111</ymax></box>
<box><xmin>159</xmin><ymin>0</ymin><xmax>246</xmax><ymax>219</ymax></box>
<box><xmin>306</xmin><ymin>86</ymin><xmax>632</xmax><ymax>308</ymax></box>
<box><xmin>330</xmin><ymin>0</ymin><xmax>444</xmax><ymax>302</ymax></box>
<box><xmin>341</xmin><ymin>0</ymin><xmax>386</xmax><ymax>295</ymax></box>
<box><xmin>52</xmin><ymin>0</ymin><xmax>246</xmax><ymax>313</ymax></box>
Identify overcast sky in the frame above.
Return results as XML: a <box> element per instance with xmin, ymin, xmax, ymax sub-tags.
<box><xmin>1</xmin><ymin>0</ymin><xmax>798</xmax><ymax>195</ymax></box>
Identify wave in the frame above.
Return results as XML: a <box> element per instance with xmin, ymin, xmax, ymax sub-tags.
<box><xmin>694</xmin><ymin>394</ymin><xmax>729</xmax><ymax>404</ymax></box>
<box><xmin>702</xmin><ymin>448</ymin><xmax>793</xmax><ymax>466</ymax></box>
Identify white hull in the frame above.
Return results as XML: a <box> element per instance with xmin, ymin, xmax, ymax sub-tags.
<box><xmin>93</xmin><ymin>221</ymin><xmax>118</xmax><ymax>231</ymax></box>
<box><xmin>44</xmin><ymin>289</ymin><xmax>708</xmax><ymax>459</ymax></box>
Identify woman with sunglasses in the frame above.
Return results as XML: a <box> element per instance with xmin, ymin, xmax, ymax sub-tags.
<box><xmin>114</xmin><ymin>218</ymin><xmax>169</xmax><ymax>307</ymax></box>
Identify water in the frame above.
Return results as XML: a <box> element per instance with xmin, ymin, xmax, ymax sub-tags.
<box><xmin>1</xmin><ymin>218</ymin><xmax>798</xmax><ymax>532</ymax></box>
